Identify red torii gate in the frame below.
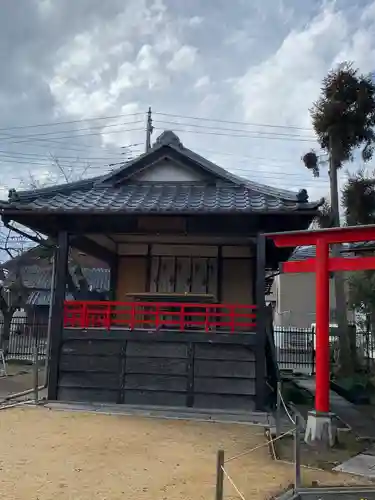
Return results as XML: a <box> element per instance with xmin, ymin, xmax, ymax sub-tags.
<box><xmin>266</xmin><ymin>225</ymin><xmax>375</xmax><ymax>438</ymax></box>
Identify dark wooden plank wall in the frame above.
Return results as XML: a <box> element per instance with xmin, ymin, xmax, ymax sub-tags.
<box><xmin>56</xmin><ymin>330</ymin><xmax>259</xmax><ymax>410</ymax></box>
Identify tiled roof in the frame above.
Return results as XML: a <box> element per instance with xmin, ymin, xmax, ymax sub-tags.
<box><xmin>9</xmin><ymin>265</ymin><xmax>110</xmax><ymax>292</ymax></box>
<box><xmin>2</xmin><ymin>130</ymin><xmax>322</xmax><ymax>214</ymax></box>
<box><xmin>350</xmin><ymin>240</ymin><xmax>375</xmax><ymax>251</ymax></box>
<box><xmin>27</xmin><ymin>290</ymin><xmax>73</xmax><ymax>306</ymax></box>
<box><xmin>289</xmin><ymin>244</ymin><xmax>352</xmax><ymax>261</ymax></box>
<box><xmin>7</xmin><ymin>183</ymin><xmax>319</xmax><ymax>214</ymax></box>
<box><xmin>289</xmin><ymin>246</ymin><xmax>317</xmax><ymax>261</ymax></box>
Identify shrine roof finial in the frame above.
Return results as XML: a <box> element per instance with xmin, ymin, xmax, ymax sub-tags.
<box><xmin>154</xmin><ymin>130</ymin><xmax>183</xmax><ymax>148</ymax></box>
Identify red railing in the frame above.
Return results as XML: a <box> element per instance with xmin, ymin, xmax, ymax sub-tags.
<box><xmin>63</xmin><ymin>301</ymin><xmax>257</xmax><ymax>333</ymax></box>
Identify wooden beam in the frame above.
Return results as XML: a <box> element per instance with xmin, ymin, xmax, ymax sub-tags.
<box><xmin>145</xmin><ymin>244</ymin><xmax>152</xmax><ymax>292</ymax></box>
<box><xmin>47</xmin><ymin>230</ymin><xmax>69</xmax><ymax>401</ymax></box>
<box><xmin>282</xmin><ymin>255</ymin><xmax>375</xmax><ymax>273</ymax></box>
<box><xmin>217</xmin><ymin>245</ymin><xmax>223</xmax><ymax>303</ymax></box>
<box><xmin>255</xmin><ymin>233</ymin><xmax>266</xmax><ymax>411</ymax></box>
<box><xmin>267</xmin><ymin>224</ymin><xmax>375</xmax><ymax>247</ymax></box>
<box><xmin>71</xmin><ymin>235</ymin><xmax>116</xmax><ymax>264</ymax></box>
<box><xmin>109</xmin><ymin>254</ymin><xmax>119</xmax><ymax>301</ymax></box>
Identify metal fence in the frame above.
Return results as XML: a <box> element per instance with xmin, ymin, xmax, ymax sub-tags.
<box><xmin>0</xmin><ymin>319</ymin><xmax>48</xmax><ymax>362</ymax></box>
<box><xmin>2</xmin><ymin>318</ymin><xmax>375</xmax><ymax>374</ymax></box>
<box><xmin>273</xmin><ymin>327</ymin><xmax>315</xmax><ymax>374</ymax></box>
<box><xmin>273</xmin><ymin>325</ymin><xmax>375</xmax><ymax>375</ymax></box>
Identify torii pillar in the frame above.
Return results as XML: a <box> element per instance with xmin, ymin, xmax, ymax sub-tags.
<box><xmin>266</xmin><ymin>225</ymin><xmax>375</xmax><ymax>446</ymax></box>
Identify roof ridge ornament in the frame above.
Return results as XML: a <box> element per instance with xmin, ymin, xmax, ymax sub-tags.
<box><xmin>8</xmin><ymin>188</ymin><xmax>19</xmax><ymax>202</ymax></box>
<box><xmin>297</xmin><ymin>188</ymin><xmax>309</xmax><ymax>203</ymax></box>
<box><xmin>154</xmin><ymin>130</ymin><xmax>183</xmax><ymax>149</ymax></box>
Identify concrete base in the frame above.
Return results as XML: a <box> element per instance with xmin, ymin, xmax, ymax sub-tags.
<box><xmin>304</xmin><ymin>410</ymin><xmax>337</xmax><ymax>447</ymax></box>
<box><xmin>46</xmin><ymin>402</ymin><xmax>272</xmax><ymax>426</ymax></box>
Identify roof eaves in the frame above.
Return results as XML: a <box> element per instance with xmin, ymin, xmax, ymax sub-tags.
<box><xmin>6</xmin><ymin>175</ymin><xmax>105</xmax><ymax>204</ymax></box>
<box><xmin>97</xmin><ymin>143</ymin><xmax>164</xmax><ymax>185</ymax></box>
<box><xmin>176</xmin><ymin>144</ymin><xmax>322</xmax><ymax>206</ymax></box>
<box><xmin>174</xmin><ymin>144</ymin><xmax>244</xmax><ymax>186</ymax></box>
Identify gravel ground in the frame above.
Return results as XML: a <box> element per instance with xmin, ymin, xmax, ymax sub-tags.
<box><xmin>0</xmin><ymin>406</ymin><xmax>369</xmax><ymax>500</ymax></box>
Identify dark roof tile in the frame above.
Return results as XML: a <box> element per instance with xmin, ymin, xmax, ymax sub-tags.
<box><xmin>2</xmin><ymin>131</ymin><xmax>322</xmax><ymax>214</ymax></box>
<box><xmin>289</xmin><ymin>244</ymin><xmax>352</xmax><ymax>261</ymax></box>
<box><xmin>10</xmin><ymin>265</ymin><xmax>110</xmax><ymax>291</ymax></box>
<box><xmin>8</xmin><ymin>183</ymin><xmax>318</xmax><ymax>214</ymax></box>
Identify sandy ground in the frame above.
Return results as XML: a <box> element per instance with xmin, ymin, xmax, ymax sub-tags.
<box><xmin>0</xmin><ymin>407</ymin><xmax>369</xmax><ymax>500</ymax></box>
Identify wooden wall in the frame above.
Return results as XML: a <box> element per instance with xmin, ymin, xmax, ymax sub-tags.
<box><xmin>56</xmin><ymin>329</ymin><xmax>259</xmax><ymax>410</ymax></box>
<box><xmin>114</xmin><ymin>244</ymin><xmax>254</xmax><ymax>303</ymax></box>
<box><xmin>116</xmin><ymin>257</ymin><xmax>147</xmax><ymax>300</ymax></box>
<box><xmin>222</xmin><ymin>259</ymin><xmax>253</xmax><ymax>304</ymax></box>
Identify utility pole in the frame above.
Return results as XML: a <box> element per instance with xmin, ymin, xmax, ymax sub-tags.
<box><xmin>329</xmin><ymin>131</ymin><xmax>352</xmax><ymax>373</ymax></box>
<box><xmin>145</xmin><ymin>107</ymin><xmax>153</xmax><ymax>152</ymax></box>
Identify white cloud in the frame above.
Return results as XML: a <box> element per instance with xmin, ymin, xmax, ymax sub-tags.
<box><xmin>194</xmin><ymin>75</ymin><xmax>210</xmax><ymax>89</ymax></box>
<box><xmin>50</xmin><ymin>78</ymin><xmax>115</xmax><ymax>118</ymax></box>
<box><xmin>228</xmin><ymin>1</ymin><xmax>375</xmax><ymax>203</ymax></box>
<box><xmin>235</xmin><ymin>4</ymin><xmax>375</xmax><ymax>130</ymax></box>
<box><xmin>4</xmin><ymin>0</ymin><xmax>375</xmax><ymax>206</ymax></box>
<box><xmin>199</xmin><ymin>93</ymin><xmax>220</xmax><ymax>114</ymax></box>
<box><xmin>37</xmin><ymin>0</ymin><xmax>53</xmax><ymax>17</ymax></box>
<box><xmin>167</xmin><ymin>45</ymin><xmax>198</xmax><ymax>72</ymax></box>
<box><xmin>187</xmin><ymin>16</ymin><xmax>203</xmax><ymax>27</ymax></box>
<box><xmin>101</xmin><ymin>102</ymin><xmax>143</xmax><ymax>147</ymax></box>
<box><xmin>235</xmin><ymin>7</ymin><xmax>349</xmax><ymax>128</ymax></box>
<box><xmin>48</xmin><ymin>0</ymin><xmax>199</xmax><ymax>123</ymax></box>
<box><xmin>154</xmin><ymin>33</ymin><xmax>180</xmax><ymax>54</ymax></box>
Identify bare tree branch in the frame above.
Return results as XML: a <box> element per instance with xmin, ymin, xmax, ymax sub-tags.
<box><xmin>49</xmin><ymin>155</ymin><xmax>70</xmax><ymax>184</ymax></box>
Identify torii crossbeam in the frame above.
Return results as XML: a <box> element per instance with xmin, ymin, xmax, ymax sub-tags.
<box><xmin>266</xmin><ymin>224</ymin><xmax>375</xmax><ymax>446</ymax></box>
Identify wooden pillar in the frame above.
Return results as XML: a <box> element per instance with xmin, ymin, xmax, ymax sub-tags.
<box><xmin>47</xmin><ymin>231</ymin><xmax>69</xmax><ymax>400</ymax></box>
<box><xmin>255</xmin><ymin>233</ymin><xmax>266</xmax><ymax>410</ymax></box>
<box><xmin>217</xmin><ymin>245</ymin><xmax>223</xmax><ymax>302</ymax></box>
<box><xmin>315</xmin><ymin>237</ymin><xmax>330</xmax><ymax>413</ymax></box>
<box><xmin>146</xmin><ymin>244</ymin><xmax>152</xmax><ymax>291</ymax></box>
<box><xmin>109</xmin><ymin>254</ymin><xmax>119</xmax><ymax>301</ymax></box>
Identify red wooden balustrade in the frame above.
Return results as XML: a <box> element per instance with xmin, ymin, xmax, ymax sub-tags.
<box><xmin>63</xmin><ymin>300</ymin><xmax>257</xmax><ymax>333</ymax></box>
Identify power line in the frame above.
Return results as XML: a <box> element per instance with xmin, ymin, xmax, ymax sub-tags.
<box><xmin>0</xmin><ymin>120</ymin><xmax>144</xmax><ymax>142</ymax></box>
<box><xmin>154</xmin><ymin>120</ymin><xmax>315</xmax><ymax>139</ymax></box>
<box><xmin>0</xmin><ymin>125</ymin><xmax>145</xmax><ymax>145</ymax></box>
<box><xmin>0</xmin><ymin>110</ymin><xmax>319</xmax><ymax>156</ymax></box>
<box><xmin>153</xmin><ymin>126</ymin><xmax>316</xmax><ymax>143</ymax></box>
<box><xmin>0</xmin><ymin>110</ymin><xmax>312</xmax><ymax>135</ymax></box>
<box><xmin>0</xmin><ymin>157</ymin><xmax>126</xmax><ymax>168</ymax></box>
<box><xmin>0</xmin><ymin>151</ymin><xmax>332</xmax><ymax>178</ymax></box>
<box><xmin>153</xmin><ymin>111</ymin><xmax>314</xmax><ymax>132</ymax></box>
<box><xmin>0</xmin><ymin>142</ymin><xmax>322</xmax><ymax>169</ymax></box>
<box><xmin>0</xmin><ymin>149</ymin><xmax>336</xmax><ymax>183</ymax></box>
<box><xmin>0</xmin><ymin>144</ymin><xmax>304</xmax><ymax>165</ymax></box>
<box><xmin>196</xmin><ymin>147</ymin><xmax>328</xmax><ymax>164</ymax></box>
<box><xmin>0</xmin><ymin>112</ymin><xmax>145</xmax><ymax>132</ymax></box>
<box><xmin>4</xmin><ymin>136</ymin><xmax>132</xmax><ymax>154</ymax></box>
<box><xmin>1</xmin><ymin>163</ymin><xmax>331</xmax><ymax>180</ymax></box>
<box><xmin>0</xmin><ymin>147</ymin><xmax>140</xmax><ymax>162</ymax></box>
<box><xmin>1</xmin><ymin>165</ymin><xmax>333</xmax><ymax>186</ymax></box>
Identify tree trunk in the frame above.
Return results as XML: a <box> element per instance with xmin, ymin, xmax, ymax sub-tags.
<box><xmin>66</xmin><ymin>265</ymin><xmax>91</xmax><ymax>300</ymax></box>
<box><xmin>66</xmin><ymin>271</ymin><xmax>79</xmax><ymax>300</ymax></box>
<box><xmin>329</xmin><ymin>133</ymin><xmax>354</xmax><ymax>376</ymax></box>
<box><xmin>370</xmin><ymin>312</ymin><xmax>375</xmax><ymax>363</ymax></box>
<box><xmin>1</xmin><ymin>312</ymin><xmax>13</xmax><ymax>357</ymax></box>
<box><xmin>332</xmin><ymin>267</ymin><xmax>355</xmax><ymax>375</ymax></box>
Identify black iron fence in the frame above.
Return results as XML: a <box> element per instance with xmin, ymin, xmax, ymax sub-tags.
<box><xmin>274</xmin><ymin>327</ymin><xmax>315</xmax><ymax>374</ymax></box>
<box><xmin>273</xmin><ymin>325</ymin><xmax>375</xmax><ymax>375</ymax></box>
<box><xmin>0</xmin><ymin>319</ymin><xmax>48</xmax><ymax>362</ymax></box>
<box><xmin>2</xmin><ymin>318</ymin><xmax>375</xmax><ymax>373</ymax></box>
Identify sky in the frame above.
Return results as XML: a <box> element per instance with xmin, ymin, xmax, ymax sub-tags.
<box><xmin>1</xmin><ymin>0</ymin><xmax>375</xmax><ymax>214</ymax></box>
